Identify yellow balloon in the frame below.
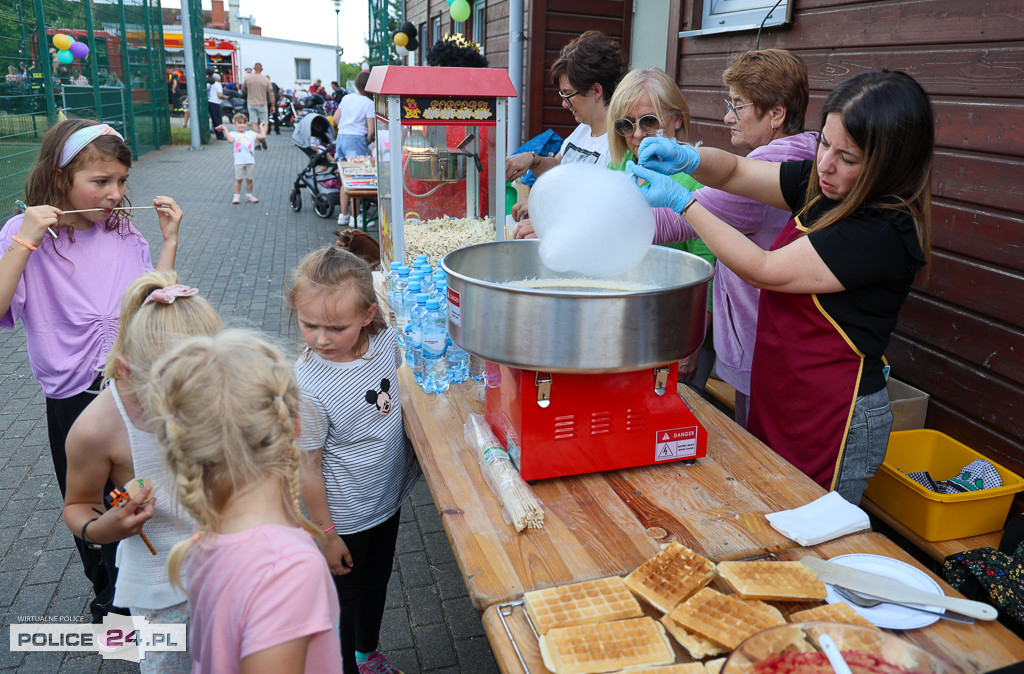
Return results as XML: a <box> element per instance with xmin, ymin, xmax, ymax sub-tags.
<box><xmin>393</xmin><ymin>32</ymin><xmax>409</xmax><ymax>47</ymax></box>
<box><xmin>53</xmin><ymin>34</ymin><xmax>72</xmax><ymax>51</ymax></box>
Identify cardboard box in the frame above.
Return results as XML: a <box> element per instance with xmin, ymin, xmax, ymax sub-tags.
<box><xmin>886</xmin><ymin>378</ymin><xmax>929</xmax><ymax>431</ymax></box>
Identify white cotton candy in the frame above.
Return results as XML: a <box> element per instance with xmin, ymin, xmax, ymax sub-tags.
<box><xmin>528</xmin><ymin>163</ymin><xmax>655</xmax><ymax>278</ymax></box>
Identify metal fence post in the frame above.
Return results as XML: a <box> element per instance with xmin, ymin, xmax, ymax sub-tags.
<box><xmin>31</xmin><ymin>0</ymin><xmax>57</xmax><ymax>124</ymax></box>
<box><xmin>116</xmin><ymin>0</ymin><xmax>137</xmax><ymax>157</ymax></box>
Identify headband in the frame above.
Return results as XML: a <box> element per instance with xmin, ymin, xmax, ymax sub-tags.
<box><xmin>142</xmin><ymin>285</ymin><xmax>199</xmax><ymax>307</ymax></box>
<box><xmin>58</xmin><ymin>124</ymin><xmax>125</xmax><ymax>168</ymax></box>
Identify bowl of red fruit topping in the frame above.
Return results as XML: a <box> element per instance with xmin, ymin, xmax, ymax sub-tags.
<box><xmin>722</xmin><ymin>622</ymin><xmax>955</xmax><ymax>674</ymax></box>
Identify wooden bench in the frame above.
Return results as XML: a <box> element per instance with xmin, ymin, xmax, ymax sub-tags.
<box><xmin>704</xmin><ymin>377</ymin><xmax>736</xmax><ymax>411</ymax></box>
<box><xmin>861</xmin><ymin>495</ymin><xmax>1002</xmax><ymax>563</ymax></box>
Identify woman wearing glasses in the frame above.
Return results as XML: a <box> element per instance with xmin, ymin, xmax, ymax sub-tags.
<box><xmin>647</xmin><ymin>50</ymin><xmax>818</xmax><ymax>427</ymax></box>
<box><xmin>630</xmin><ymin>70</ymin><xmax>933</xmax><ymax>504</ymax></box>
<box><xmin>505</xmin><ymin>30</ymin><xmax>627</xmax><ymax>184</ymax></box>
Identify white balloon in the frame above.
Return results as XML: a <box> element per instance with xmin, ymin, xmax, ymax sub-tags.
<box><xmin>529</xmin><ymin>164</ymin><xmax>656</xmax><ymax>278</ymax></box>
<box><xmin>396</xmin><ymin>45</ymin><xmax>410</xmax><ymax>57</ymax></box>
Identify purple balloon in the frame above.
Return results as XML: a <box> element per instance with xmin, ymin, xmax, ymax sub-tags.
<box><xmin>69</xmin><ymin>41</ymin><xmax>90</xmax><ymax>58</ymax></box>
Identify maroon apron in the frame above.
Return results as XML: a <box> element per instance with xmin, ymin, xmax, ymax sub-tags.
<box><xmin>747</xmin><ymin>216</ymin><xmax>864</xmax><ymax>490</ymax></box>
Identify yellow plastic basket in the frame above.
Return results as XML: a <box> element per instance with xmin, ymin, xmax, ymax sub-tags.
<box><xmin>864</xmin><ymin>429</ymin><xmax>1024</xmax><ymax>542</ymax></box>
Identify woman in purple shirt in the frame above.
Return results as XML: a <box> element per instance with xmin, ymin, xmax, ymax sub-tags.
<box><xmin>651</xmin><ymin>49</ymin><xmax>818</xmax><ymax>426</ymax></box>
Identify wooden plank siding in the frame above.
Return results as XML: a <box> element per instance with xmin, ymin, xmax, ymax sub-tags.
<box><xmin>672</xmin><ymin>0</ymin><xmax>1024</xmax><ymax>514</ymax></box>
<box><xmin>526</xmin><ymin>0</ymin><xmax>633</xmax><ymax>141</ymax></box>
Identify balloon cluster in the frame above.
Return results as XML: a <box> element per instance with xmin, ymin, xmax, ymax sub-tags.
<box><xmin>392</xmin><ymin>22</ymin><xmax>419</xmax><ymax>58</ymax></box>
<box><xmin>52</xmin><ymin>33</ymin><xmax>90</xmax><ymax>65</ymax></box>
<box><xmin>446</xmin><ymin>0</ymin><xmax>471</xmax><ymax>22</ymax></box>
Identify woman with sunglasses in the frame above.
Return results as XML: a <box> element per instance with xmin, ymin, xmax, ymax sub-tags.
<box><xmin>505</xmin><ymin>30</ymin><xmax>627</xmax><ymax>188</ymax></box>
<box><xmin>645</xmin><ymin>50</ymin><xmax>818</xmax><ymax>427</ymax></box>
<box><xmin>630</xmin><ymin>70</ymin><xmax>933</xmax><ymax>505</ymax></box>
<box><xmin>605</xmin><ymin>67</ymin><xmax>718</xmax><ymax>394</ymax></box>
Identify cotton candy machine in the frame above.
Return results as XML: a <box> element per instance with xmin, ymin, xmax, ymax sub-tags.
<box><xmin>442</xmin><ymin>240</ymin><xmax>714</xmax><ymax>480</ymax></box>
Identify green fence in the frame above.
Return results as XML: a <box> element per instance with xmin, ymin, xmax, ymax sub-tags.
<box><xmin>0</xmin><ymin>0</ymin><xmax>171</xmax><ymax>215</ymax></box>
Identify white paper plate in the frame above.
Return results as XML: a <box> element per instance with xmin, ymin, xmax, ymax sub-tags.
<box><xmin>824</xmin><ymin>553</ymin><xmax>944</xmax><ymax>630</ymax></box>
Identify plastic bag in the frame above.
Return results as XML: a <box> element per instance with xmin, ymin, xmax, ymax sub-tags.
<box><xmin>463</xmin><ymin>414</ymin><xmax>543</xmax><ymax>531</ymax></box>
<box><xmin>513</xmin><ymin>129</ymin><xmax>563</xmax><ymax>186</ymax></box>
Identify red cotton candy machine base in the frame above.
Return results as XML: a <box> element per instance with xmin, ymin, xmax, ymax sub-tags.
<box><xmin>484</xmin><ymin>361</ymin><xmax>707</xmax><ymax>481</ymax></box>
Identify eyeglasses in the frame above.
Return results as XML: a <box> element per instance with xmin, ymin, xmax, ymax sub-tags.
<box><xmin>724</xmin><ymin>99</ymin><xmax>755</xmax><ymax>117</ymax></box>
<box><xmin>613</xmin><ymin>113</ymin><xmax>671</xmax><ymax>137</ymax></box>
<box><xmin>558</xmin><ymin>89</ymin><xmax>581</xmax><ymax>100</ymax></box>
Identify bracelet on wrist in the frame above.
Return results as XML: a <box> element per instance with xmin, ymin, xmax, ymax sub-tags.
<box><xmin>529</xmin><ymin>151</ymin><xmax>540</xmax><ymax>170</ymax></box>
<box><xmin>80</xmin><ymin>517</ymin><xmax>99</xmax><ymax>544</ymax></box>
<box><xmin>681</xmin><ymin>197</ymin><xmax>698</xmax><ymax>215</ymax></box>
<box><xmin>322</xmin><ymin>524</ymin><xmax>336</xmax><ymax>534</ymax></box>
<box><xmin>11</xmin><ymin>235</ymin><xmax>37</xmax><ymax>251</ymax></box>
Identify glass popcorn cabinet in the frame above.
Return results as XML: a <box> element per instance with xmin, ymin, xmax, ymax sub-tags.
<box><xmin>366</xmin><ymin>65</ymin><xmax>517</xmax><ymax>269</ymax></box>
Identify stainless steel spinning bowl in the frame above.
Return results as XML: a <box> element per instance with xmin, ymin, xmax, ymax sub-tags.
<box><xmin>440</xmin><ymin>240</ymin><xmax>714</xmax><ymax>373</ymax></box>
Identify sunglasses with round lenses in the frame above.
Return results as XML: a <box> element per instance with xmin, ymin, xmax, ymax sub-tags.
<box><xmin>614</xmin><ymin>113</ymin><xmax>669</xmax><ymax>137</ymax></box>
<box><xmin>724</xmin><ymin>99</ymin><xmax>755</xmax><ymax>116</ymax></box>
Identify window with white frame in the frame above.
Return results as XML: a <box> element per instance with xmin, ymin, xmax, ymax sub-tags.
<box><xmin>418</xmin><ymin>22</ymin><xmax>427</xmax><ymax>65</ymax></box>
<box><xmin>472</xmin><ymin>1</ymin><xmax>485</xmax><ymax>53</ymax></box>
<box><xmin>680</xmin><ymin>0</ymin><xmax>791</xmax><ymax>38</ymax></box>
<box><xmin>295</xmin><ymin>58</ymin><xmax>310</xmax><ymax>82</ymax></box>
<box><xmin>432</xmin><ymin>16</ymin><xmax>441</xmax><ymax>45</ymax></box>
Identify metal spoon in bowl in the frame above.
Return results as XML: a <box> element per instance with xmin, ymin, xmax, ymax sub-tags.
<box><xmin>832</xmin><ymin>585</ymin><xmax>974</xmax><ymax>624</ymax></box>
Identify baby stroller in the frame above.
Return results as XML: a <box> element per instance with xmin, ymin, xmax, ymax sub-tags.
<box><xmin>289</xmin><ymin>113</ymin><xmax>340</xmax><ymax>219</ymax></box>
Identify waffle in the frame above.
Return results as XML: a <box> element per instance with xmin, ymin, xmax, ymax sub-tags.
<box><xmin>716</xmin><ymin>561</ymin><xmax>827</xmax><ymax>601</ymax></box>
<box><xmin>538</xmin><ymin>617</ymin><xmax>675</xmax><ymax>674</ymax></box>
<box><xmin>660</xmin><ymin>612</ymin><xmax>727</xmax><ymax>660</ymax></box>
<box><xmin>790</xmin><ymin>601</ymin><xmax>878</xmax><ymax>629</ymax></box>
<box><xmin>667</xmin><ymin>587</ymin><xmax>787</xmax><ymax>650</ymax></box>
<box><xmin>621</xmin><ymin>666</ymin><xmax>707</xmax><ymax>674</ymax></box>
<box><xmin>703</xmin><ymin>657</ymin><xmax>727</xmax><ymax>674</ymax></box>
<box><xmin>523</xmin><ymin>576</ymin><xmax>643</xmax><ymax>635</ymax></box>
<box><xmin>623</xmin><ymin>542</ymin><xmax>716</xmax><ymax>613</ymax></box>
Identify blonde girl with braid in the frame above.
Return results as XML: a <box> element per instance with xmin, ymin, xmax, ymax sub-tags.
<box><xmin>152</xmin><ymin>330</ymin><xmax>342</xmax><ymax>674</ymax></box>
<box><xmin>63</xmin><ymin>271</ymin><xmax>221</xmax><ymax>673</ymax></box>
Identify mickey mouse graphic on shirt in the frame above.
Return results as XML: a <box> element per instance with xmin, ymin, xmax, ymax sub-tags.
<box><xmin>365</xmin><ymin>378</ymin><xmax>394</xmax><ymax>415</ymax></box>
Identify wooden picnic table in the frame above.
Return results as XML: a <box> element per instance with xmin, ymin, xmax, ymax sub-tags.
<box><xmin>340</xmin><ymin>160</ymin><xmax>377</xmax><ymax>231</ymax></box>
<box><xmin>399</xmin><ymin>367</ymin><xmax>1024</xmax><ymax>672</ymax></box>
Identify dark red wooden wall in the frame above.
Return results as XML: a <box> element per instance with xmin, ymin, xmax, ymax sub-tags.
<box><xmin>671</xmin><ymin>0</ymin><xmax>1024</xmax><ymax>513</ymax></box>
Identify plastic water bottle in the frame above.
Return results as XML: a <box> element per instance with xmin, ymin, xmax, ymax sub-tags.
<box><xmin>446</xmin><ymin>337</ymin><xmax>469</xmax><ymax>383</ymax></box>
<box><xmin>433</xmin><ymin>279</ymin><xmax>447</xmax><ymax>306</ymax></box>
<box><xmin>417</xmin><ymin>263</ymin><xmax>434</xmax><ymax>297</ymax></box>
<box><xmin>401</xmin><ymin>279</ymin><xmax>422</xmax><ymax>362</ymax></box>
<box><xmin>407</xmin><ymin>293</ymin><xmax>429</xmax><ymax>383</ymax></box>
<box><xmin>434</xmin><ymin>267</ymin><xmax>447</xmax><ymax>286</ymax></box>
<box><xmin>385</xmin><ymin>264</ymin><xmax>406</xmax><ymax>311</ymax></box>
<box><xmin>415</xmin><ymin>254</ymin><xmax>428</xmax><ymax>267</ymax></box>
<box><xmin>421</xmin><ymin>298</ymin><xmax>449</xmax><ymax>394</ymax></box>
<box><xmin>391</xmin><ymin>265</ymin><xmax>411</xmax><ymax>347</ymax></box>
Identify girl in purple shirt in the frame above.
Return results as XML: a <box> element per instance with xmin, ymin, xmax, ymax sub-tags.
<box><xmin>0</xmin><ymin>119</ymin><xmax>182</xmax><ymax>621</ymax></box>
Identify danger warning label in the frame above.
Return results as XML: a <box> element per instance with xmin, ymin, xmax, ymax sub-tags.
<box><xmin>654</xmin><ymin>426</ymin><xmax>698</xmax><ymax>462</ymax></box>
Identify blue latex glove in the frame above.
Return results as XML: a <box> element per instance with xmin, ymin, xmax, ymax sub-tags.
<box><xmin>627</xmin><ymin>160</ymin><xmax>693</xmax><ymax>212</ymax></box>
<box><xmin>637</xmin><ymin>137</ymin><xmax>701</xmax><ymax>175</ymax></box>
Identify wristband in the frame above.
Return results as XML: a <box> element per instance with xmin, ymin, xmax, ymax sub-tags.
<box><xmin>11</xmin><ymin>236</ymin><xmax>36</xmax><ymax>251</ymax></box>
<box><xmin>323</xmin><ymin>524</ymin><xmax>336</xmax><ymax>533</ymax></box>
<box><xmin>681</xmin><ymin>197</ymin><xmax>698</xmax><ymax>215</ymax></box>
<box><xmin>529</xmin><ymin>151</ymin><xmax>540</xmax><ymax>170</ymax></box>
<box><xmin>81</xmin><ymin>517</ymin><xmax>99</xmax><ymax>544</ymax></box>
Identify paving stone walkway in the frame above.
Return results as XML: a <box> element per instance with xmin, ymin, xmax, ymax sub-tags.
<box><xmin>0</xmin><ymin>128</ymin><xmax>501</xmax><ymax>673</ymax></box>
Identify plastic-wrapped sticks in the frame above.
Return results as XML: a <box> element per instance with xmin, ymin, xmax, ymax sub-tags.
<box><xmin>463</xmin><ymin>414</ymin><xmax>544</xmax><ymax>532</ymax></box>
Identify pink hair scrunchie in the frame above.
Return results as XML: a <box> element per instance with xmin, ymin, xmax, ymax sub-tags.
<box><xmin>142</xmin><ymin>284</ymin><xmax>199</xmax><ymax>307</ymax></box>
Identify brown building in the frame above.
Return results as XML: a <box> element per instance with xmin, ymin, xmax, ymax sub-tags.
<box><xmin>403</xmin><ymin>0</ymin><xmax>1024</xmax><ymax>512</ymax></box>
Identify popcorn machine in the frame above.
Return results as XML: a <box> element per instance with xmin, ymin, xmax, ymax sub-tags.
<box><xmin>366</xmin><ymin>66</ymin><xmax>517</xmax><ymax>270</ymax></box>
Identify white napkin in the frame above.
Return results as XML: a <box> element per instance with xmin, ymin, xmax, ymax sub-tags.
<box><xmin>765</xmin><ymin>492</ymin><xmax>870</xmax><ymax>546</ymax></box>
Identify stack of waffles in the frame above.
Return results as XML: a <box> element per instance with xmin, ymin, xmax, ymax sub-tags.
<box><xmin>522</xmin><ymin>546</ymin><xmax>885</xmax><ymax>673</ymax></box>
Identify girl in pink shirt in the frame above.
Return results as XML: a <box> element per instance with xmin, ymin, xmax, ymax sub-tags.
<box><xmin>152</xmin><ymin>330</ymin><xmax>342</xmax><ymax>674</ymax></box>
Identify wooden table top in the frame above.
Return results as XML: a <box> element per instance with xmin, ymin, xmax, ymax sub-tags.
<box><xmin>399</xmin><ymin>367</ymin><xmax>826</xmax><ymax>611</ymax></box>
<box><xmin>339</xmin><ymin>161</ymin><xmax>377</xmax><ymax>197</ymax></box>
<box><xmin>481</xmin><ymin>531</ymin><xmax>1024</xmax><ymax>673</ymax></box>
